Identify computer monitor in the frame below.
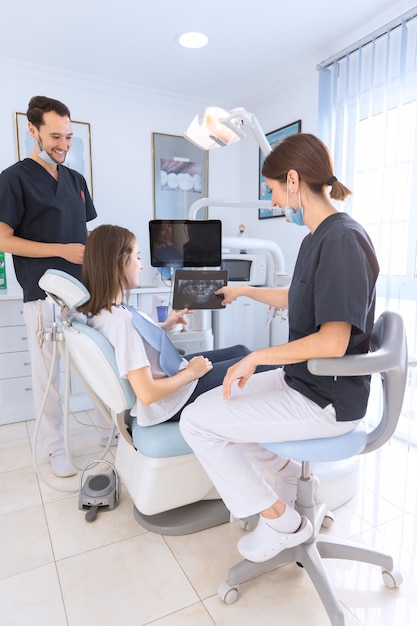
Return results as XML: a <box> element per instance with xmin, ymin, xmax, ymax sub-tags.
<box><xmin>149</xmin><ymin>219</ymin><xmax>222</xmax><ymax>268</ymax></box>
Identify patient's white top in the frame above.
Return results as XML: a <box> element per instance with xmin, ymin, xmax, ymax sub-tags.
<box><xmin>88</xmin><ymin>305</ymin><xmax>197</xmax><ymax>426</ymax></box>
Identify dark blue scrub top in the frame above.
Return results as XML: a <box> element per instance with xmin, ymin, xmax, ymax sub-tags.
<box><xmin>284</xmin><ymin>213</ymin><xmax>380</xmax><ymax>422</ymax></box>
<box><xmin>0</xmin><ymin>158</ymin><xmax>97</xmax><ymax>302</ymax></box>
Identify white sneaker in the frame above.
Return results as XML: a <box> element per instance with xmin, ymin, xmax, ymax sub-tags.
<box><xmin>274</xmin><ymin>460</ymin><xmax>319</xmax><ymax>507</ymax></box>
<box><xmin>49</xmin><ymin>451</ymin><xmax>77</xmax><ymax>477</ymax></box>
<box><xmin>238</xmin><ymin>514</ymin><xmax>313</xmax><ymax>563</ymax></box>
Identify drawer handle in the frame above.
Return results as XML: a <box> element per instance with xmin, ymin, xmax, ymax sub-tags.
<box><xmin>23</xmin><ymin>362</ymin><xmax>31</xmax><ymax>366</ymax></box>
<box><xmin>25</xmin><ymin>387</ymin><xmax>32</xmax><ymax>392</ymax></box>
<box><xmin>21</xmin><ymin>337</ymin><xmax>28</xmax><ymax>341</ymax></box>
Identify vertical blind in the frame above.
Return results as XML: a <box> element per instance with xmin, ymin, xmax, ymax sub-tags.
<box><xmin>318</xmin><ymin>9</ymin><xmax>417</xmax><ymax>443</ymax></box>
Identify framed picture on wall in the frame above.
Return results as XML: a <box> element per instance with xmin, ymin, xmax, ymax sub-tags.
<box><xmin>15</xmin><ymin>112</ymin><xmax>94</xmax><ymax>197</ymax></box>
<box><xmin>258</xmin><ymin>119</ymin><xmax>301</xmax><ymax>219</ymax></box>
<box><xmin>152</xmin><ymin>132</ymin><xmax>208</xmax><ymax>219</ymax></box>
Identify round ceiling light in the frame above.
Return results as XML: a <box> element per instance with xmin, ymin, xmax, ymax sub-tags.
<box><xmin>178</xmin><ymin>32</ymin><xmax>209</xmax><ymax>49</ymax></box>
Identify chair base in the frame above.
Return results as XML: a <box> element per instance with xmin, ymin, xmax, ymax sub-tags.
<box><xmin>133</xmin><ymin>498</ymin><xmax>230</xmax><ymax>536</ymax></box>
<box><xmin>220</xmin><ymin>470</ymin><xmax>401</xmax><ymax>626</ymax></box>
<box><xmin>224</xmin><ymin>534</ymin><xmax>395</xmax><ymax>626</ymax></box>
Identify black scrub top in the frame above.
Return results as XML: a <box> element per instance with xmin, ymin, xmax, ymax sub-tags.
<box><xmin>0</xmin><ymin>158</ymin><xmax>97</xmax><ymax>302</ymax></box>
<box><xmin>284</xmin><ymin>213</ymin><xmax>380</xmax><ymax>422</ymax></box>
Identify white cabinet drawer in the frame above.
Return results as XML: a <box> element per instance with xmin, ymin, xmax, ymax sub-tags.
<box><xmin>0</xmin><ymin>351</ymin><xmax>31</xmax><ymax>378</ymax></box>
<box><xmin>0</xmin><ymin>375</ymin><xmax>33</xmax><ymax>405</ymax></box>
<box><xmin>0</xmin><ymin>300</ymin><xmax>25</xmax><ymax>327</ymax></box>
<box><xmin>0</xmin><ymin>326</ymin><xmax>29</xmax><ymax>353</ymax></box>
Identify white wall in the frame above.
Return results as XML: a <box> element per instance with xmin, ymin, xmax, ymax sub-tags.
<box><xmin>0</xmin><ymin>59</ymin><xmax>241</xmax><ymax>289</ymax></box>
<box><xmin>1</xmin><ymin>2</ymin><xmax>415</xmax><ymax>290</ymax></box>
<box><xmin>0</xmin><ymin>51</ymin><xmax>319</xmax><ymax>293</ymax></box>
<box><xmin>234</xmin><ymin>65</ymin><xmax>319</xmax><ymax>275</ymax></box>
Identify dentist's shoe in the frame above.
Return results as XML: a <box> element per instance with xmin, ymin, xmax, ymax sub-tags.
<box><xmin>49</xmin><ymin>450</ymin><xmax>77</xmax><ymax>477</ymax></box>
<box><xmin>237</xmin><ymin>513</ymin><xmax>313</xmax><ymax>563</ymax></box>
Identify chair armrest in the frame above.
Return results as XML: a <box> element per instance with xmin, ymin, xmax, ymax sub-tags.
<box><xmin>308</xmin><ymin>311</ymin><xmax>406</xmax><ymax>378</ymax></box>
<box><xmin>307</xmin><ymin>349</ymin><xmax>392</xmax><ymax>377</ymax></box>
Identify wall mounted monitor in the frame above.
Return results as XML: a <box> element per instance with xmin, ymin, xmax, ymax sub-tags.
<box><xmin>149</xmin><ymin>219</ymin><xmax>222</xmax><ymax>268</ymax></box>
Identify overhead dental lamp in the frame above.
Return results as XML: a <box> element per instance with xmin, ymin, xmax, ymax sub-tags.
<box><xmin>185</xmin><ymin>106</ymin><xmax>272</xmax><ymax>156</ymax></box>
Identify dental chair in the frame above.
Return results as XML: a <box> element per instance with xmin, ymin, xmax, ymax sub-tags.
<box><xmin>38</xmin><ymin>269</ymin><xmax>229</xmax><ymax>535</ymax></box>
<box><xmin>218</xmin><ymin>311</ymin><xmax>407</xmax><ymax>626</ymax></box>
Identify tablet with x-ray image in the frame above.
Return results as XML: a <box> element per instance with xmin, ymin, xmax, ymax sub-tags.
<box><xmin>172</xmin><ymin>270</ymin><xmax>228</xmax><ymax>310</ymax></box>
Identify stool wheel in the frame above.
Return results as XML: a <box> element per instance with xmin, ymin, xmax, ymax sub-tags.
<box><xmin>382</xmin><ymin>568</ymin><xmax>403</xmax><ymax>589</ymax></box>
<box><xmin>218</xmin><ymin>581</ymin><xmax>239</xmax><ymax>604</ymax></box>
<box><xmin>239</xmin><ymin>514</ymin><xmax>258</xmax><ymax>532</ymax></box>
<box><xmin>321</xmin><ymin>511</ymin><xmax>335</xmax><ymax>529</ymax></box>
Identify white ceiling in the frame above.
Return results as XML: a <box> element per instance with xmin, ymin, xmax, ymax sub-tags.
<box><xmin>1</xmin><ymin>0</ymin><xmax>415</xmax><ymax>105</ymax></box>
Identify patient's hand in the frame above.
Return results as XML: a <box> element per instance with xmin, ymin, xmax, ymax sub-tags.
<box><xmin>186</xmin><ymin>355</ymin><xmax>213</xmax><ymax>379</ymax></box>
<box><xmin>160</xmin><ymin>308</ymin><xmax>193</xmax><ymax>332</ymax></box>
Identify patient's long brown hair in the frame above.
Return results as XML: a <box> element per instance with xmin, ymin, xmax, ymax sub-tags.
<box><xmin>78</xmin><ymin>224</ymin><xmax>136</xmax><ymax>316</ymax></box>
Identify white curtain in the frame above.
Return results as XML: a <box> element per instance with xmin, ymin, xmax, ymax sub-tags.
<box><xmin>318</xmin><ymin>9</ymin><xmax>417</xmax><ymax>442</ymax></box>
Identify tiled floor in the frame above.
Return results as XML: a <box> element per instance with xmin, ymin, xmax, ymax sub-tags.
<box><xmin>1</xmin><ymin>410</ymin><xmax>417</xmax><ymax>625</ymax></box>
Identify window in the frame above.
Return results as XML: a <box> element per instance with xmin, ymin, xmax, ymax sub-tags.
<box><xmin>318</xmin><ymin>9</ymin><xmax>417</xmax><ymax>444</ymax></box>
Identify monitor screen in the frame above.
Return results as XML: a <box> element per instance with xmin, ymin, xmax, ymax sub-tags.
<box><xmin>149</xmin><ymin>220</ymin><xmax>222</xmax><ymax>268</ymax></box>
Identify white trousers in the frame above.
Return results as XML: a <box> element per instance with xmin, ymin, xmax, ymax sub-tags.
<box><xmin>180</xmin><ymin>368</ymin><xmax>357</xmax><ymax>519</ymax></box>
<box><xmin>24</xmin><ymin>300</ymin><xmax>110</xmax><ymax>455</ymax></box>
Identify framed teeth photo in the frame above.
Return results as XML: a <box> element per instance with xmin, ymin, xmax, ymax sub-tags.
<box><xmin>152</xmin><ymin>132</ymin><xmax>208</xmax><ymax>220</ymax></box>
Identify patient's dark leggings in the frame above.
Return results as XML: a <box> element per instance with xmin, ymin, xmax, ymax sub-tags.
<box><xmin>168</xmin><ymin>344</ymin><xmax>277</xmax><ymax>422</ymax></box>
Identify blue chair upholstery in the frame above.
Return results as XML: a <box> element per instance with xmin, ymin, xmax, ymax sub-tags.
<box><xmin>132</xmin><ymin>421</ymin><xmax>193</xmax><ymax>458</ymax></box>
<box><xmin>219</xmin><ymin>311</ymin><xmax>407</xmax><ymax>626</ymax></box>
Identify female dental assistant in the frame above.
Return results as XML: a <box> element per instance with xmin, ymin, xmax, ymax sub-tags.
<box><xmin>179</xmin><ymin>133</ymin><xmax>380</xmax><ymax>564</ymax></box>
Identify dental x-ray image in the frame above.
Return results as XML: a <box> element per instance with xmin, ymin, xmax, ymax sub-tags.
<box><xmin>173</xmin><ymin>270</ymin><xmax>228</xmax><ymax>309</ymax></box>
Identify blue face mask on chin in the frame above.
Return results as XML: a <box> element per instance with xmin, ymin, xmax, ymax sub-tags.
<box><xmin>38</xmin><ymin>150</ymin><xmax>57</xmax><ymax>166</ymax></box>
<box><xmin>284</xmin><ymin>183</ymin><xmax>305</xmax><ymax>226</ymax></box>
<box><xmin>36</xmin><ymin>137</ymin><xmax>57</xmax><ymax>166</ymax></box>
<box><xmin>284</xmin><ymin>205</ymin><xmax>304</xmax><ymax>226</ymax></box>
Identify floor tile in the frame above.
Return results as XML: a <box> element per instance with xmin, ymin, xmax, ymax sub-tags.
<box><xmin>0</xmin><ymin>564</ymin><xmax>67</xmax><ymax>626</ymax></box>
<box><xmin>0</xmin><ymin>505</ymin><xmax>53</xmax><ymax>579</ymax></box>
<box><xmin>0</xmin><ymin>438</ymin><xmax>33</xmax><ymax>472</ymax></box>
<box><xmin>1</xmin><ymin>416</ymin><xmax>417</xmax><ymax>625</ymax></box>
<box><xmin>45</xmin><ymin>488</ymin><xmax>144</xmax><ymax>560</ymax></box>
<box><xmin>204</xmin><ymin>561</ymin><xmax>364</xmax><ymax>625</ymax></box>
<box><xmin>145</xmin><ymin>602</ymin><xmax>216</xmax><ymax>625</ymax></box>
<box><xmin>0</xmin><ymin>466</ymin><xmax>42</xmax><ymax>515</ymax></box>
<box><xmin>57</xmin><ymin>534</ymin><xmax>199</xmax><ymax>625</ymax></box>
<box><xmin>0</xmin><ymin>421</ymin><xmax>28</xmax><ymax>444</ymax></box>
<box><xmin>164</xmin><ymin>519</ymin><xmax>246</xmax><ymax>599</ymax></box>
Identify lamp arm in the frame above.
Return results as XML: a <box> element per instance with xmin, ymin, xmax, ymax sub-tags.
<box><xmin>188</xmin><ymin>197</ymin><xmax>273</xmax><ymax>220</ymax></box>
<box><xmin>187</xmin><ymin>197</ymin><xmax>290</xmax><ymax>285</ymax></box>
<box><xmin>229</xmin><ymin>108</ymin><xmax>272</xmax><ymax>156</ymax></box>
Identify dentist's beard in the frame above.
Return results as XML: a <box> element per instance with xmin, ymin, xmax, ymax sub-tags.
<box><xmin>37</xmin><ymin>139</ymin><xmax>65</xmax><ymax>166</ymax></box>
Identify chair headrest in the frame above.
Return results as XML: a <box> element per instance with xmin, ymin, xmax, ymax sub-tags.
<box><xmin>38</xmin><ymin>269</ymin><xmax>90</xmax><ymax>308</ymax></box>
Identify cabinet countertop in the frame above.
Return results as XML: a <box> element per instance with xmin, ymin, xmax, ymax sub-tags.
<box><xmin>0</xmin><ymin>284</ymin><xmax>172</xmax><ymax>301</ymax></box>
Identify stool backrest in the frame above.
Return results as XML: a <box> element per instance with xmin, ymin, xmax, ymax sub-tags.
<box><xmin>307</xmin><ymin>311</ymin><xmax>407</xmax><ymax>454</ymax></box>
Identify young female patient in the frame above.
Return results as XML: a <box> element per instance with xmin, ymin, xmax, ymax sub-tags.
<box><xmin>77</xmin><ymin>224</ymin><xmax>258</xmax><ymax>426</ymax></box>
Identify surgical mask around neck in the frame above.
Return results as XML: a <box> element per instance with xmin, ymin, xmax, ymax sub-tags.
<box><xmin>38</xmin><ymin>149</ymin><xmax>57</xmax><ymax>166</ymax></box>
<box><xmin>284</xmin><ymin>183</ymin><xmax>304</xmax><ymax>226</ymax></box>
<box><xmin>36</xmin><ymin>138</ymin><xmax>57</xmax><ymax>166</ymax></box>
